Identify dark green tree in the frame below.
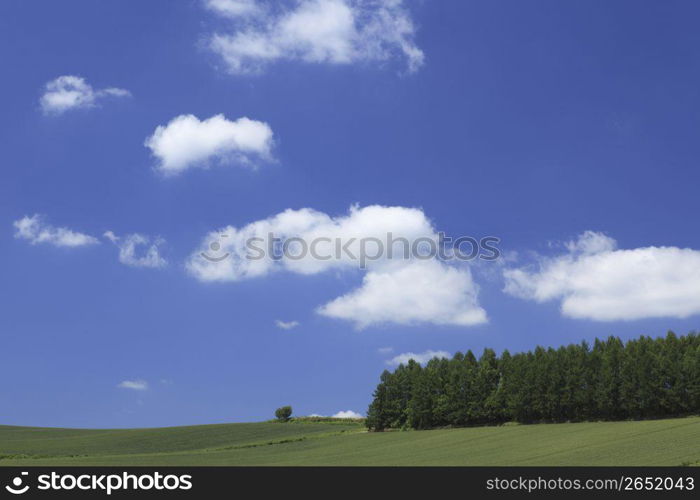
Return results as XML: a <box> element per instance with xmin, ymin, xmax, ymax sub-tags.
<box><xmin>366</xmin><ymin>371</ymin><xmax>391</xmax><ymax>431</ymax></box>
<box><xmin>274</xmin><ymin>406</ymin><xmax>293</xmax><ymax>422</ymax></box>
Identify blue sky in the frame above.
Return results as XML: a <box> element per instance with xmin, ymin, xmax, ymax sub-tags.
<box><xmin>2</xmin><ymin>0</ymin><xmax>700</xmax><ymax>428</ymax></box>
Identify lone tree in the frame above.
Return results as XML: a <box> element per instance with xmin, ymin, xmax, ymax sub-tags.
<box><xmin>275</xmin><ymin>406</ymin><xmax>293</xmax><ymax>422</ymax></box>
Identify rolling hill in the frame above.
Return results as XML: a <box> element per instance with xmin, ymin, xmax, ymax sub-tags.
<box><xmin>1</xmin><ymin>416</ymin><xmax>699</xmax><ymax>466</ymax></box>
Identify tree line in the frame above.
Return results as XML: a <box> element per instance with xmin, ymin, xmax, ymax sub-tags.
<box><xmin>366</xmin><ymin>332</ymin><xmax>700</xmax><ymax>431</ymax></box>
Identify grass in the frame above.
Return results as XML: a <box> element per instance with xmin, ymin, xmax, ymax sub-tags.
<box><xmin>1</xmin><ymin>416</ymin><xmax>699</xmax><ymax>466</ymax></box>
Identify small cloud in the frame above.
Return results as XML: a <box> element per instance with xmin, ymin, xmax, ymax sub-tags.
<box><xmin>377</xmin><ymin>346</ymin><xmax>393</xmax><ymax>354</ymax></box>
<box><xmin>13</xmin><ymin>214</ymin><xmax>99</xmax><ymax>248</ymax></box>
<box><xmin>40</xmin><ymin>75</ymin><xmax>130</xmax><ymax>115</ymax></box>
<box><xmin>386</xmin><ymin>350</ymin><xmax>451</xmax><ymax>366</ymax></box>
<box><xmin>117</xmin><ymin>380</ymin><xmax>148</xmax><ymax>391</ymax></box>
<box><xmin>275</xmin><ymin>319</ymin><xmax>300</xmax><ymax>330</ymax></box>
<box><xmin>104</xmin><ymin>231</ymin><xmax>167</xmax><ymax>269</ymax></box>
<box><xmin>205</xmin><ymin>0</ymin><xmax>261</xmax><ymax>18</ymax></box>
<box><xmin>144</xmin><ymin>114</ymin><xmax>274</xmax><ymax>175</ymax></box>
<box><xmin>103</xmin><ymin>230</ymin><xmax>119</xmax><ymax>243</ymax></box>
<box><xmin>331</xmin><ymin>410</ymin><xmax>363</xmax><ymax>419</ymax></box>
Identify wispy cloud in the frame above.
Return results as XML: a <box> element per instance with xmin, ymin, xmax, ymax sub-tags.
<box><xmin>40</xmin><ymin>75</ymin><xmax>130</xmax><ymax>115</ymax></box>
<box><xmin>275</xmin><ymin>320</ymin><xmax>300</xmax><ymax>330</ymax></box>
<box><xmin>104</xmin><ymin>231</ymin><xmax>167</xmax><ymax>269</ymax></box>
<box><xmin>117</xmin><ymin>380</ymin><xmax>148</xmax><ymax>391</ymax></box>
<box><xmin>205</xmin><ymin>0</ymin><xmax>261</xmax><ymax>18</ymax></box>
<box><xmin>205</xmin><ymin>0</ymin><xmax>424</xmax><ymax>74</ymax></box>
<box><xmin>13</xmin><ymin>214</ymin><xmax>99</xmax><ymax>248</ymax></box>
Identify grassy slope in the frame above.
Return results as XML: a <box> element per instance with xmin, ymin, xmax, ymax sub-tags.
<box><xmin>0</xmin><ymin>421</ymin><xmax>360</xmax><ymax>459</ymax></box>
<box><xmin>1</xmin><ymin>417</ymin><xmax>699</xmax><ymax>466</ymax></box>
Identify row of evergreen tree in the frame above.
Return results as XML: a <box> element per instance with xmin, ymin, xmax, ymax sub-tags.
<box><xmin>366</xmin><ymin>332</ymin><xmax>700</xmax><ymax>430</ymax></box>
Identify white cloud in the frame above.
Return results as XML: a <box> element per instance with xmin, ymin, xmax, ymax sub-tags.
<box><xmin>275</xmin><ymin>319</ymin><xmax>300</xmax><ymax>330</ymax></box>
<box><xmin>104</xmin><ymin>231</ymin><xmax>167</xmax><ymax>269</ymax></box>
<box><xmin>186</xmin><ymin>205</ymin><xmax>488</xmax><ymax>328</ymax></box>
<box><xmin>318</xmin><ymin>260</ymin><xmax>487</xmax><ymax>328</ymax></box>
<box><xmin>145</xmin><ymin>114</ymin><xmax>274</xmax><ymax>175</ymax></box>
<box><xmin>504</xmin><ymin>231</ymin><xmax>700</xmax><ymax>321</ymax></box>
<box><xmin>186</xmin><ymin>205</ymin><xmax>438</xmax><ymax>281</ymax></box>
<box><xmin>13</xmin><ymin>215</ymin><xmax>99</xmax><ymax>247</ymax></box>
<box><xmin>117</xmin><ymin>380</ymin><xmax>148</xmax><ymax>391</ymax></box>
<box><xmin>205</xmin><ymin>0</ymin><xmax>262</xmax><ymax>18</ymax></box>
<box><xmin>386</xmin><ymin>350</ymin><xmax>450</xmax><ymax>366</ymax></box>
<box><xmin>206</xmin><ymin>0</ymin><xmax>424</xmax><ymax>74</ymax></box>
<box><xmin>331</xmin><ymin>410</ymin><xmax>363</xmax><ymax>419</ymax></box>
<box><xmin>377</xmin><ymin>346</ymin><xmax>393</xmax><ymax>354</ymax></box>
<box><xmin>40</xmin><ymin>75</ymin><xmax>130</xmax><ymax>115</ymax></box>
<box><xmin>564</xmin><ymin>230</ymin><xmax>617</xmax><ymax>255</ymax></box>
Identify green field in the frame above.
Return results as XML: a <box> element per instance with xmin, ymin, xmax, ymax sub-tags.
<box><xmin>1</xmin><ymin>417</ymin><xmax>699</xmax><ymax>466</ymax></box>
